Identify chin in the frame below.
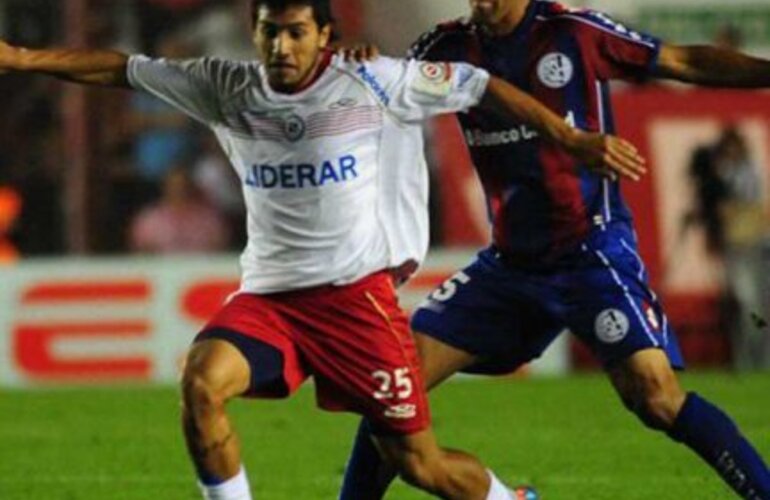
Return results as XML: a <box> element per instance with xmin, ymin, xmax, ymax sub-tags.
<box><xmin>472</xmin><ymin>11</ymin><xmax>495</xmax><ymax>24</ymax></box>
<box><xmin>268</xmin><ymin>74</ymin><xmax>297</xmax><ymax>88</ymax></box>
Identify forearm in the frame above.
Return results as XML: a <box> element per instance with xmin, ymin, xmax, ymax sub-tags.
<box><xmin>480</xmin><ymin>76</ymin><xmax>577</xmax><ymax>146</ymax></box>
<box><xmin>1</xmin><ymin>45</ymin><xmax>130</xmax><ymax>87</ymax></box>
<box><xmin>656</xmin><ymin>45</ymin><xmax>770</xmax><ymax>88</ymax></box>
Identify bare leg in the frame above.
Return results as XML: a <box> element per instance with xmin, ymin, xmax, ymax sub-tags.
<box><xmin>415</xmin><ymin>332</ymin><xmax>480</xmax><ymax>390</ymax></box>
<box><xmin>374</xmin><ymin>428</ymin><xmax>493</xmax><ymax>499</ymax></box>
<box><xmin>181</xmin><ymin>339</ymin><xmax>252</xmax><ymax>483</ymax></box>
<box><xmin>339</xmin><ymin>332</ymin><xmax>481</xmax><ymax>499</ymax></box>
<box><xmin>607</xmin><ymin>348</ymin><xmax>686</xmax><ymax>430</ymax></box>
<box><xmin>609</xmin><ymin>348</ymin><xmax>770</xmax><ymax>498</ymax></box>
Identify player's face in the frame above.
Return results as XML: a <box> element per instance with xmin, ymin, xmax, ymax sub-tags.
<box><xmin>254</xmin><ymin>5</ymin><xmax>331</xmax><ymax>91</ymax></box>
<box><xmin>469</xmin><ymin>0</ymin><xmax>518</xmax><ymax>28</ymax></box>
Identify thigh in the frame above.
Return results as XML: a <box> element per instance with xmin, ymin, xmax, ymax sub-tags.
<box><xmin>197</xmin><ymin>293</ymin><xmax>310</xmax><ymax>398</ymax></box>
<box><xmin>284</xmin><ymin>273</ymin><xmax>432</xmax><ymax>436</ymax></box>
<box><xmin>411</xmin><ymin>249</ymin><xmax>563</xmax><ymax>375</ymax></box>
<box><xmin>566</xmin><ymin>230</ymin><xmax>685</xmax><ymax>370</ymax></box>
<box><xmin>413</xmin><ymin>332</ymin><xmax>479</xmax><ymax>390</ymax></box>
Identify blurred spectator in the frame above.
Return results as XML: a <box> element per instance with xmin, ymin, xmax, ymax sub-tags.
<box><xmin>688</xmin><ymin>126</ymin><xmax>769</xmax><ymax>370</ymax></box>
<box><xmin>0</xmin><ymin>185</ymin><xmax>22</xmax><ymax>264</ymax></box>
<box><xmin>191</xmin><ymin>134</ymin><xmax>245</xmax><ymax>247</ymax></box>
<box><xmin>135</xmin><ymin>0</ymin><xmax>206</xmax><ymax>53</ymax></box>
<box><xmin>127</xmin><ymin>36</ymin><xmax>199</xmax><ymax>181</ymax></box>
<box><xmin>0</xmin><ymin>76</ymin><xmax>65</xmax><ymax>255</ymax></box>
<box><xmin>130</xmin><ymin>167</ymin><xmax>230</xmax><ymax>254</ymax></box>
<box><xmin>171</xmin><ymin>0</ymin><xmax>254</xmax><ymax>60</ymax></box>
<box><xmin>688</xmin><ymin>139</ymin><xmax>729</xmax><ymax>255</ymax></box>
<box><xmin>713</xmin><ymin>24</ymin><xmax>743</xmax><ymax>51</ymax></box>
<box><xmin>715</xmin><ymin>127</ymin><xmax>769</xmax><ymax>371</ymax></box>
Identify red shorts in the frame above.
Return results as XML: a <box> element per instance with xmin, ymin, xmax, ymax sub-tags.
<box><xmin>197</xmin><ymin>271</ymin><xmax>430</xmax><ymax>435</ymax></box>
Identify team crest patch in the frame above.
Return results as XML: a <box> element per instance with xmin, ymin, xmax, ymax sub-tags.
<box><xmin>283</xmin><ymin>114</ymin><xmax>306</xmax><ymax>142</ymax></box>
<box><xmin>595</xmin><ymin>309</ymin><xmax>630</xmax><ymax>344</ymax></box>
<box><xmin>413</xmin><ymin>62</ymin><xmax>453</xmax><ymax>97</ymax></box>
<box><xmin>537</xmin><ymin>52</ymin><xmax>574</xmax><ymax>89</ymax></box>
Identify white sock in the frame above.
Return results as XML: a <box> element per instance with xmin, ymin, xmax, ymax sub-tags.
<box><xmin>485</xmin><ymin>470</ymin><xmax>514</xmax><ymax>500</ymax></box>
<box><xmin>198</xmin><ymin>466</ymin><xmax>252</xmax><ymax>500</ymax></box>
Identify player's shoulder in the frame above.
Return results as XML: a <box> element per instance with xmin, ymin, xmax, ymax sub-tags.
<box><xmin>199</xmin><ymin>56</ymin><xmax>261</xmax><ymax>78</ymax></box>
<box><xmin>331</xmin><ymin>55</ymin><xmax>406</xmax><ymax>104</ymax></box>
<box><xmin>534</xmin><ymin>1</ymin><xmax>653</xmax><ymax>44</ymax></box>
<box><xmin>408</xmin><ymin>17</ymin><xmax>476</xmax><ymax>60</ymax></box>
<box><xmin>334</xmin><ymin>54</ymin><xmax>407</xmax><ymax>80</ymax></box>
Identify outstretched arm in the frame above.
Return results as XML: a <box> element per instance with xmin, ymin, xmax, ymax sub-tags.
<box><xmin>0</xmin><ymin>40</ymin><xmax>129</xmax><ymax>87</ymax></box>
<box><xmin>481</xmin><ymin>76</ymin><xmax>647</xmax><ymax>181</ymax></box>
<box><xmin>655</xmin><ymin>44</ymin><xmax>770</xmax><ymax>88</ymax></box>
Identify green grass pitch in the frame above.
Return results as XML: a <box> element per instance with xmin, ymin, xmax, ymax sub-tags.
<box><xmin>1</xmin><ymin>373</ymin><xmax>768</xmax><ymax>499</ymax></box>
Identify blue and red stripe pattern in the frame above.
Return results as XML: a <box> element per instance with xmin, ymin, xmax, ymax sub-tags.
<box><xmin>410</xmin><ymin>1</ymin><xmax>661</xmax><ymax>266</ymax></box>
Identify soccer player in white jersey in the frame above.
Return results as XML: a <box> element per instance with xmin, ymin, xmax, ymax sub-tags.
<box><xmin>0</xmin><ymin>0</ymin><xmax>645</xmax><ymax>498</ymax></box>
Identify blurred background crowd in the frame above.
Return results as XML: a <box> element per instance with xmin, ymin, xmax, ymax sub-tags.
<box><xmin>0</xmin><ymin>0</ymin><xmax>769</xmax><ymax>370</ymax></box>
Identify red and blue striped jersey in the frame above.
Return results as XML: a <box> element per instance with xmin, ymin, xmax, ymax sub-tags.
<box><xmin>410</xmin><ymin>1</ymin><xmax>661</xmax><ymax>265</ymax></box>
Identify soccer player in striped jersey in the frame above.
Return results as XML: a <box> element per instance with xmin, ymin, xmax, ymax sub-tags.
<box><xmin>0</xmin><ymin>1</ymin><xmax>646</xmax><ymax>499</ymax></box>
<box><xmin>340</xmin><ymin>1</ymin><xmax>770</xmax><ymax>499</ymax></box>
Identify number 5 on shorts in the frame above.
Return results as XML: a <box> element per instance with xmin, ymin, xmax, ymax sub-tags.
<box><xmin>430</xmin><ymin>271</ymin><xmax>470</xmax><ymax>302</ymax></box>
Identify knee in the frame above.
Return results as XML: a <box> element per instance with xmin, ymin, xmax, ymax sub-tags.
<box><xmin>621</xmin><ymin>370</ymin><xmax>686</xmax><ymax>431</ymax></box>
<box><xmin>181</xmin><ymin>368</ymin><xmax>227</xmax><ymax>418</ymax></box>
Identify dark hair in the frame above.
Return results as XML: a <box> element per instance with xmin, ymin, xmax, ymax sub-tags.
<box><xmin>250</xmin><ymin>0</ymin><xmax>334</xmax><ymax>29</ymax></box>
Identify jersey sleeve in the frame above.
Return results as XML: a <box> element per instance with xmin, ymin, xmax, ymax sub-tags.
<box><xmin>578</xmin><ymin>11</ymin><xmax>661</xmax><ymax>81</ymax></box>
<box><xmin>361</xmin><ymin>57</ymin><xmax>489</xmax><ymax>123</ymax></box>
<box><xmin>127</xmin><ymin>56</ymin><xmax>245</xmax><ymax>125</ymax></box>
<box><xmin>407</xmin><ymin>25</ymin><xmax>453</xmax><ymax>62</ymax></box>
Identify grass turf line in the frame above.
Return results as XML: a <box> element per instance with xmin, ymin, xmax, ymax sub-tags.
<box><xmin>0</xmin><ymin>373</ymin><xmax>767</xmax><ymax>499</ymax></box>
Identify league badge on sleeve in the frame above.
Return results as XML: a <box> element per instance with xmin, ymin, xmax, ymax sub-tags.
<box><xmin>413</xmin><ymin>62</ymin><xmax>453</xmax><ymax>97</ymax></box>
<box><xmin>537</xmin><ymin>52</ymin><xmax>574</xmax><ymax>89</ymax></box>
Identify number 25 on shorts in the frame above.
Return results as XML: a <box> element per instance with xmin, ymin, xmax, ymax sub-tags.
<box><xmin>372</xmin><ymin>367</ymin><xmax>413</xmax><ymax>400</ymax></box>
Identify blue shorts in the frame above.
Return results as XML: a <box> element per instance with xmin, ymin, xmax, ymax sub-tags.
<box><xmin>412</xmin><ymin>223</ymin><xmax>684</xmax><ymax>374</ymax></box>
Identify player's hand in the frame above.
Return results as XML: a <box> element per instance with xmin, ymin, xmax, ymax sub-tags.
<box><xmin>332</xmin><ymin>42</ymin><xmax>379</xmax><ymax>62</ymax></box>
<box><xmin>569</xmin><ymin>132</ymin><xmax>647</xmax><ymax>181</ymax></box>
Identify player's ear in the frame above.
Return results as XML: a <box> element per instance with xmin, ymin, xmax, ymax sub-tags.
<box><xmin>318</xmin><ymin>23</ymin><xmax>332</xmax><ymax>49</ymax></box>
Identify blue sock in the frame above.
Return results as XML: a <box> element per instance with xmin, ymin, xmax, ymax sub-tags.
<box><xmin>667</xmin><ymin>392</ymin><xmax>770</xmax><ymax>499</ymax></box>
<box><xmin>339</xmin><ymin>419</ymin><xmax>395</xmax><ymax>500</ymax></box>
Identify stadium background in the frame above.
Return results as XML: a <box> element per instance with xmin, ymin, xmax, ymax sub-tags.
<box><xmin>0</xmin><ymin>1</ymin><xmax>768</xmax><ymax>499</ymax></box>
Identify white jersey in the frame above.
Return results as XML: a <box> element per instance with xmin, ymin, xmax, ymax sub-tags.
<box><xmin>127</xmin><ymin>53</ymin><xmax>489</xmax><ymax>293</ymax></box>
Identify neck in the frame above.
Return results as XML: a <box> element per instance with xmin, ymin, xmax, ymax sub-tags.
<box><xmin>488</xmin><ymin>0</ymin><xmax>530</xmax><ymax>36</ymax></box>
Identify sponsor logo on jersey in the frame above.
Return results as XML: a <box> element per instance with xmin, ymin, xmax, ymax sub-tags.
<box><xmin>464</xmin><ymin>125</ymin><xmax>539</xmax><ymax>147</ymax></box>
<box><xmin>357</xmin><ymin>65</ymin><xmax>390</xmax><ymax>105</ymax></box>
<box><xmin>245</xmin><ymin>155</ymin><xmax>358</xmax><ymax>189</ymax></box>
<box><xmin>537</xmin><ymin>52</ymin><xmax>574</xmax><ymax>89</ymax></box>
<box><xmin>329</xmin><ymin>97</ymin><xmax>358</xmax><ymax>109</ymax></box>
<box><xmin>384</xmin><ymin>403</ymin><xmax>417</xmax><ymax>419</ymax></box>
<box><xmin>282</xmin><ymin>114</ymin><xmax>306</xmax><ymax>142</ymax></box>
<box><xmin>595</xmin><ymin>308</ymin><xmax>630</xmax><ymax>344</ymax></box>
